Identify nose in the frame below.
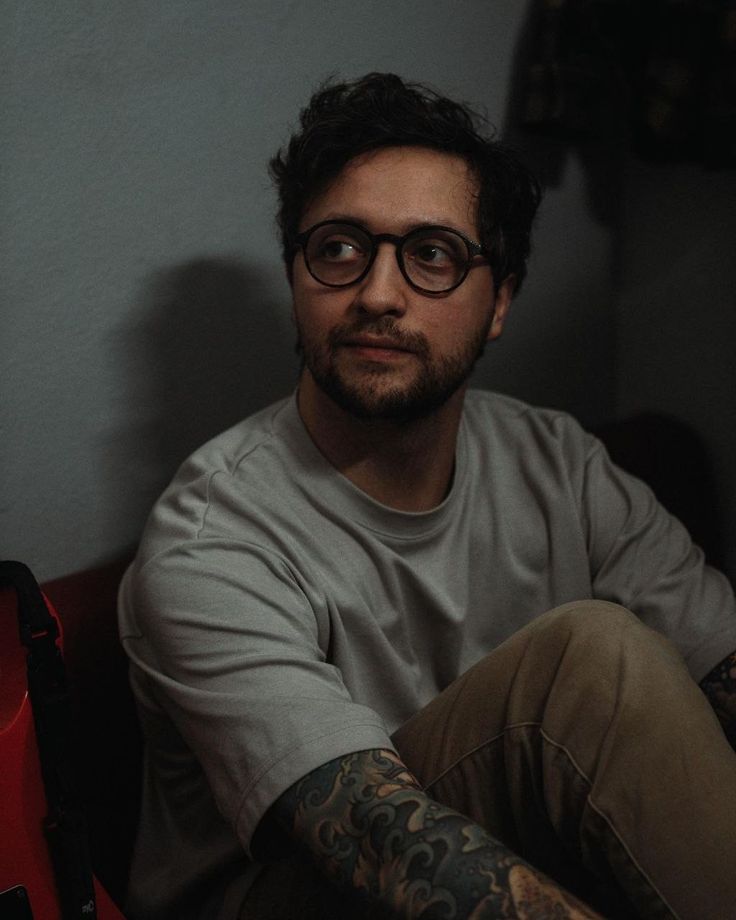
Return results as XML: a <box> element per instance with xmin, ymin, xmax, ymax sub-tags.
<box><xmin>352</xmin><ymin>241</ymin><xmax>408</xmax><ymax>317</ymax></box>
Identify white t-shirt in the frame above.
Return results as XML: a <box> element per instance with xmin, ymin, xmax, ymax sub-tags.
<box><xmin>118</xmin><ymin>390</ymin><xmax>736</xmax><ymax>919</ymax></box>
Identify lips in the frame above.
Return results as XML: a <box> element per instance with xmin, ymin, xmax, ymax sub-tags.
<box><xmin>342</xmin><ymin>335</ymin><xmax>414</xmax><ymax>353</ymax></box>
<box><xmin>328</xmin><ymin>323</ymin><xmax>429</xmax><ymax>361</ymax></box>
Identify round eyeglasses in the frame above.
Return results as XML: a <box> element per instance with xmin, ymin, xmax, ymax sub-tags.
<box><xmin>294</xmin><ymin>220</ymin><xmax>490</xmax><ymax>295</ymax></box>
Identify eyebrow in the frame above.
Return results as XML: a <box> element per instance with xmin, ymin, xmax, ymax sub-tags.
<box><xmin>312</xmin><ymin>213</ymin><xmax>473</xmax><ymax>236</ymax></box>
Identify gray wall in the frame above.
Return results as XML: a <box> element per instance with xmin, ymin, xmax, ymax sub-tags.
<box><xmin>10</xmin><ymin>2</ymin><xmax>731</xmax><ymax>588</ymax></box>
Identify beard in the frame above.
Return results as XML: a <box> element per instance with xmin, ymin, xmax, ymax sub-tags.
<box><xmin>295</xmin><ymin>315</ymin><xmax>492</xmax><ymax>423</ymax></box>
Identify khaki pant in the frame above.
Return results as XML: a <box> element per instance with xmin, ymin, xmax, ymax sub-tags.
<box><xmin>244</xmin><ymin>602</ymin><xmax>736</xmax><ymax>919</ymax></box>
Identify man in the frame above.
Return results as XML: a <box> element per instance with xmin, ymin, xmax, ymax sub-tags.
<box><xmin>119</xmin><ymin>73</ymin><xmax>736</xmax><ymax>919</ymax></box>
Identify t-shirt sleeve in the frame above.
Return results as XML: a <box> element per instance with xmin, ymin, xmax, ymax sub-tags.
<box><xmin>578</xmin><ymin>431</ymin><xmax>736</xmax><ymax>680</ymax></box>
<box><xmin>121</xmin><ymin>538</ymin><xmax>395</xmax><ymax>854</ymax></box>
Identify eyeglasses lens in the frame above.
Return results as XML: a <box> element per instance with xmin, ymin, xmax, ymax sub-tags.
<box><xmin>402</xmin><ymin>229</ymin><xmax>468</xmax><ymax>292</ymax></box>
<box><xmin>305</xmin><ymin>224</ymin><xmax>372</xmax><ymax>287</ymax></box>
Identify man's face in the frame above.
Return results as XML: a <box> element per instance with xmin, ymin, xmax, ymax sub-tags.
<box><xmin>291</xmin><ymin>146</ymin><xmax>512</xmax><ymax>422</ymax></box>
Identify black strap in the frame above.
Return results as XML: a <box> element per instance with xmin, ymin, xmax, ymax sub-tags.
<box><xmin>0</xmin><ymin>561</ymin><xmax>98</xmax><ymax>920</ymax></box>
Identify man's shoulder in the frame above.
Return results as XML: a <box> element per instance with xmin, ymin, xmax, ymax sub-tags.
<box><xmin>183</xmin><ymin>395</ymin><xmax>295</xmax><ymax>477</ymax></box>
<box><xmin>137</xmin><ymin>395</ymin><xmax>304</xmax><ymax>549</ymax></box>
<box><xmin>460</xmin><ymin>390</ymin><xmax>601</xmax><ymax>489</ymax></box>
<box><xmin>463</xmin><ymin>389</ymin><xmax>590</xmax><ymax>442</ymax></box>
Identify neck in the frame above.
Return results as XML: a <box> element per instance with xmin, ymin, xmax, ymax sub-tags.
<box><xmin>297</xmin><ymin>372</ymin><xmax>465</xmax><ymax>512</ymax></box>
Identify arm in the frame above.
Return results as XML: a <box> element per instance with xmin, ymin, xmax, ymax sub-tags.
<box><xmin>579</xmin><ymin>432</ymin><xmax>736</xmax><ymax>689</ymax></box>
<box><xmin>700</xmin><ymin>649</ymin><xmax>736</xmax><ymax>752</ymax></box>
<box><xmin>265</xmin><ymin>748</ymin><xmax>602</xmax><ymax>919</ymax></box>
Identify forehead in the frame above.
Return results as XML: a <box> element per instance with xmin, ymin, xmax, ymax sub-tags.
<box><xmin>301</xmin><ymin>146</ymin><xmax>480</xmax><ymax>235</ymax></box>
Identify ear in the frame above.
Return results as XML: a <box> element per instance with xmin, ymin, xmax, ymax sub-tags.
<box><xmin>487</xmin><ymin>275</ymin><xmax>515</xmax><ymax>341</ymax></box>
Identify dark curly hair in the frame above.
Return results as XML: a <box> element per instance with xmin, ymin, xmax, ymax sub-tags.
<box><xmin>269</xmin><ymin>72</ymin><xmax>542</xmax><ymax>293</ymax></box>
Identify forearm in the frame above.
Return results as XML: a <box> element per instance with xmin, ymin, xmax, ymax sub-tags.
<box><xmin>268</xmin><ymin>748</ymin><xmax>601</xmax><ymax>919</ymax></box>
<box><xmin>700</xmin><ymin>649</ymin><xmax>736</xmax><ymax>751</ymax></box>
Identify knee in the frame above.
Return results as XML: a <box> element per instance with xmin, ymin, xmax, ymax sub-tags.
<box><xmin>518</xmin><ymin>601</ymin><xmax>704</xmax><ymax>762</ymax></box>
<box><xmin>527</xmin><ymin>600</ymin><xmax>680</xmax><ymax>678</ymax></box>
<box><xmin>540</xmin><ymin>599</ymin><xmax>638</xmax><ymax>641</ymax></box>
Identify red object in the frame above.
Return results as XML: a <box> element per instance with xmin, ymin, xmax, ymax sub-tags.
<box><xmin>0</xmin><ymin>582</ymin><xmax>125</xmax><ymax>918</ymax></box>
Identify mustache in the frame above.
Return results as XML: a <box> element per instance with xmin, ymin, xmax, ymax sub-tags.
<box><xmin>327</xmin><ymin>319</ymin><xmax>430</xmax><ymax>358</ymax></box>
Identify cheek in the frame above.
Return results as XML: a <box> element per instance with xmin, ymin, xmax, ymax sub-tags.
<box><xmin>292</xmin><ymin>281</ymin><xmax>352</xmax><ymax>338</ymax></box>
<box><xmin>292</xmin><ymin>265</ymin><xmax>322</xmax><ymax>316</ymax></box>
<box><xmin>290</xmin><ymin>262</ymin><xmax>312</xmax><ymax>311</ymax></box>
<box><xmin>436</xmin><ymin>290</ymin><xmax>495</xmax><ymax>347</ymax></box>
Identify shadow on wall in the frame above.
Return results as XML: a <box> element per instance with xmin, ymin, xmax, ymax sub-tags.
<box><xmin>595</xmin><ymin>413</ymin><xmax>728</xmax><ymax>573</ymax></box>
<box><xmin>499</xmin><ymin>1</ymin><xmax>733</xmax><ymax>580</ymax></box>
<box><xmin>459</xmin><ymin>0</ymin><xmax>623</xmax><ymax>430</ymax></box>
<box><xmin>108</xmin><ymin>258</ymin><xmax>298</xmax><ymax>542</ymax></box>
<box><xmin>501</xmin><ymin>0</ymin><xmax>628</xmax><ymax>227</ymax></box>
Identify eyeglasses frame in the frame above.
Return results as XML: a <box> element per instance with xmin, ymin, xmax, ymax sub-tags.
<box><xmin>293</xmin><ymin>219</ymin><xmax>491</xmax><ymax>295</ymax></box>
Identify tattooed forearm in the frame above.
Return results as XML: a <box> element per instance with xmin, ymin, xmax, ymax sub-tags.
<box><xmin>270</xmin><ymin>749</ymin><xmax>602</xmax><ymax>919</ymax></box>
<box><xmin>700</xmin><ymin>649</ymin><xmax>736</xmax><ymax>751</ymax></box>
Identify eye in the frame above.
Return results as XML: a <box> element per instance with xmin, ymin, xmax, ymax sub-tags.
<box><xmin>316</xmin><ymin>238</ymin><xmax>363</xmax><ymax>262</ymax></box>
<box><xmin>308</xmin><ymin>225</ymin><xmax>370</xmax><ymax>266</ymax></box>
<box><xmin>412</xmin><ymin>242</ymin><xmax>454</xmax><ymax>266</ymax></box>
<box><xmin>405</xmin><ymin>231</ymin><xmax>466</xmax><ymax>273</ymax></box>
